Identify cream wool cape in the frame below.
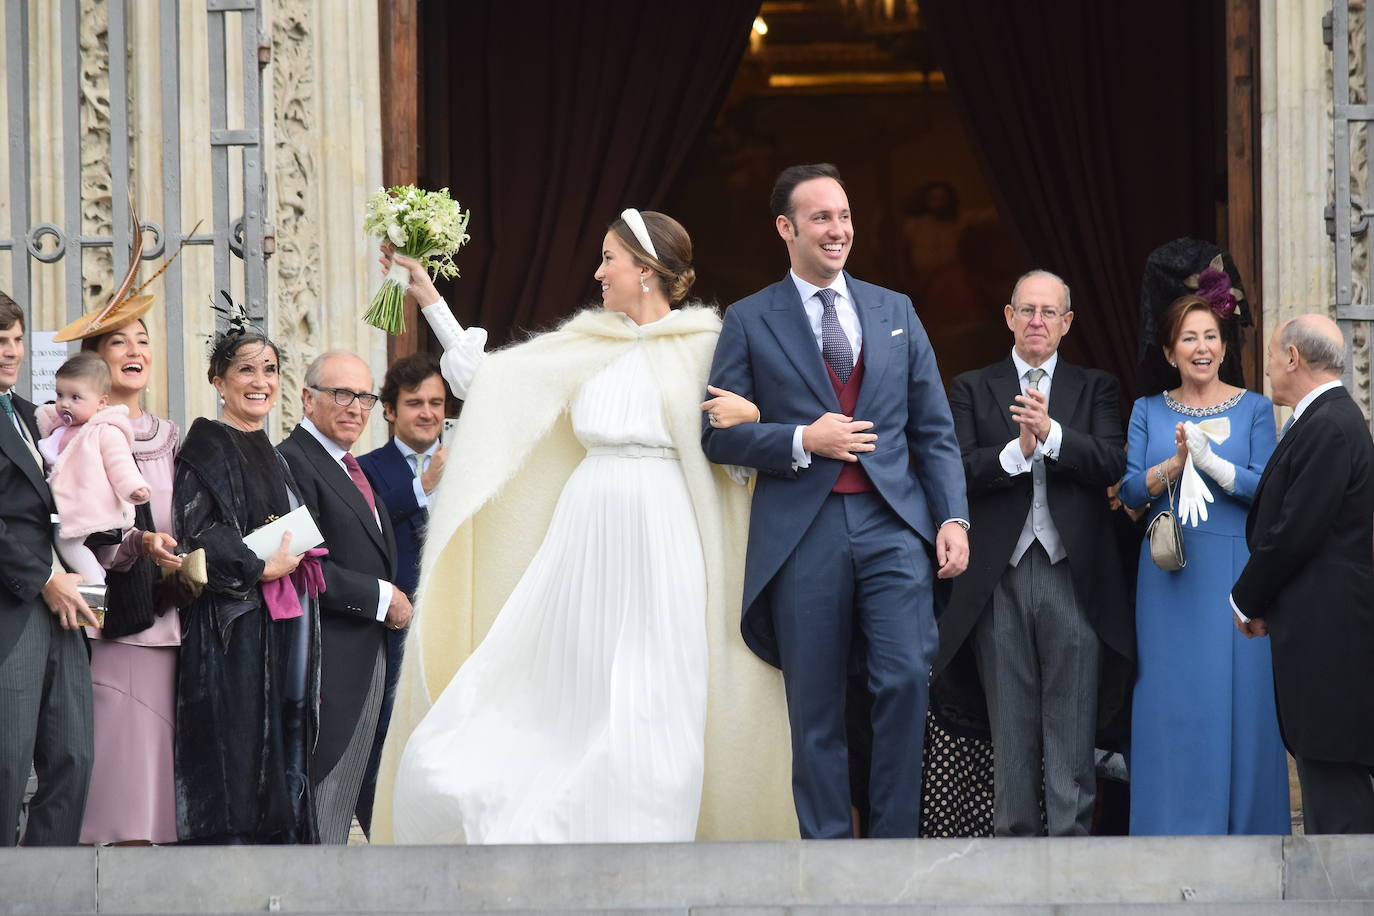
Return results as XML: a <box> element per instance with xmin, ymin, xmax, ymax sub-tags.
<box><xmin>374</xmin><ymin>305</ymin><xmax>797</xmax><ymax>843</ymax></box>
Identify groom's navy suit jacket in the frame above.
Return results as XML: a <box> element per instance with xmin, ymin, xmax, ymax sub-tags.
<box><xmin>702</xmin><ymin>272</ymin><xmax>967</xmax><ymax>666</ymax></box>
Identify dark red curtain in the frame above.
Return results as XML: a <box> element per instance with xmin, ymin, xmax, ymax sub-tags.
<box><xmin>420</xmin><ymin>0</ymin><xmax>760</xmax><ymax>345</ymax></box>
<box><xmin>922</xmin><ymin>0</ymin><xmax>1221</xmax><ymax>395</ymax></box>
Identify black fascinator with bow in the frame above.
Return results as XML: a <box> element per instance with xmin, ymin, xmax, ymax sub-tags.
<box><xmin>1136</xmin><ymin>238</ymin><xmax>1252</xmax><ymax>397</ymax></box>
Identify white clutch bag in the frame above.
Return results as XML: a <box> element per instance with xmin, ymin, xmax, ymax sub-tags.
<box><xmin>242</xmin><ymin>505</ymin><xmax>324</xmax><ymax>561</ymax></box>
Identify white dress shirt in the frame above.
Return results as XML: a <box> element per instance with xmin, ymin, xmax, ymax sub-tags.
<box><xmin>393</xmin><ymin>436</ymin><xmax>439</xmax><ymax>508</ymax></box>
<box><xmin>998</xmin><ymin>349</ymin><xmax>1065</xmax><ymax>474</ymax></box>
<box><xmin>300</xmin><ymin>417</ymin><xmax>392</xmax><ymax>622</ymax></box>
<box><xmin>1230</xmin><ymin>379</ymin><xmax>1343</xmax><ymax>623</ymax></box>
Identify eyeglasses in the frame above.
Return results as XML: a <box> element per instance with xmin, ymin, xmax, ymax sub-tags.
<box><xmin>1013</xmin><ymin>306</ymin><xmax>1067</xmax><ymax>322</ymax></box>
<box><xmin>310</xmin><ymin>386</ymin><xmax>380</xmax><ymax>410</ymax></box>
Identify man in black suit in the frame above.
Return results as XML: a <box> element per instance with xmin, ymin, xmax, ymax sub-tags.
<box><xmin>1232</xmin><ymin>314</ymin><xmax>1374</xmax><ymax>834</ymax></box>
<box><xmin>354</xmin><ymin>353</ymin><xmax>447</xmax><ymax>834</ymax></box>
<box><xmin>278</xmin><ymin>350</ymin><xmax>410</xmax><ymax>844</ymax></box>
<box><xmin>937</xmin><ymin>270</ymin><xmax>1131</xmax><ymax>836</ymax></box>
<box><xmin>0</xmin><ymin>292</ymin><xmax>97</xmax><ymax>845</ymax></box>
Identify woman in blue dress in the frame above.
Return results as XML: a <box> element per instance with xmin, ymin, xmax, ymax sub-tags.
<box><xmin>1120</xmin><ymin>293</ymin><xmax>1289</xmax><ymax>835</ymax></box>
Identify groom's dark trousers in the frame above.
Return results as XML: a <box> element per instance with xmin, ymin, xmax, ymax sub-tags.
<box><xmin>703</xmin><ymin>272</ymin><xmax>965</xmax><ymax>838</ymax></box>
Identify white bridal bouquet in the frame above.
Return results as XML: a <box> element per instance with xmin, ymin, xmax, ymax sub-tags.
<box><xmin>362</xmin><ymin>185</ymin><xmax>471</xmax><ymax>334</ymax></box>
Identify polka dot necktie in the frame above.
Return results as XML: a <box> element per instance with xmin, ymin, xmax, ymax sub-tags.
<box><xmin>817</xmin><ymin>287</ymin><xmax>853</xmax><ymax>384</ymax></box>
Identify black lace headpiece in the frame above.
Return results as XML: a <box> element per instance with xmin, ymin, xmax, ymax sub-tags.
<box><xmin>1136</xmin><ymin>238</ymin><xmax>1252</xmax><ymax>397</ymax></box>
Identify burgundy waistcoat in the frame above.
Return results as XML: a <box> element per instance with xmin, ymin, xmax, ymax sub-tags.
<box><xmin>826</xmin><ymin>349</ymin><xmax>874</xmax><ymax>494</ymax></box>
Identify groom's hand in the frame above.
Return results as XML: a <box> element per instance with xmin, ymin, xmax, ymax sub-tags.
<box><xmin>935</xmin><ymin>522</ymin><xmax>969</xmax><ymax>579</ymax></box>
<box><xmin>803</xmin><ymin>413</ymin><xmax>876</xmax><ymax>463</ymax></box>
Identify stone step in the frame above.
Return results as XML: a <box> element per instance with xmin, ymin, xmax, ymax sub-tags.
<box><xmin>2</xmin><ymin>836</ymin><xmax>1371</xmax><ymax>914</ymax></box>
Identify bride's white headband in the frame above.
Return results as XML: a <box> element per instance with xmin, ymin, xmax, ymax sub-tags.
<box><xmin>620</xmin><ymin>208</ymin><xmax>658</xmax><ymax>260</ymax></box>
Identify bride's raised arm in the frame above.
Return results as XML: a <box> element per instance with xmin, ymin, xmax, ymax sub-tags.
<box><xmin>380</xmin><ymin>247</ymin><xmax>488</xmax><ymax>399</ymax></box>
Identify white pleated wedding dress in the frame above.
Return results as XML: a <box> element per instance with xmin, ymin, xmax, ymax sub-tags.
<box><xmin>393</xmin><ymin>335</ymin><xmax>709</xmax><ymax>844</ymax></box>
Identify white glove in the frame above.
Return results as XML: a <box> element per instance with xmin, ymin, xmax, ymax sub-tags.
<box><xmin>1184</xmin><ymin>420</ymin><xmax>1236</xmax><ymax>492</ymax></box>
<box><xmin>1175</xmin><ymin>455</ymin><xmax>1214</xmax><ymax>527</ymax></box>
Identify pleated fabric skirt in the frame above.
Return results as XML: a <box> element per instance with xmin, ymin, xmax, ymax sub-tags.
<box><xmin>395</xmin><ymin>451</ymin><xmax>708</xmax><ymax>844</ymax></box>
<box><xmin>79</xmin><ymin>641</ymin><xmax>178</xmax><ymax>844</ymax></box>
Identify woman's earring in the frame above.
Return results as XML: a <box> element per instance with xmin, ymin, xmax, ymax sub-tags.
<box><xmin>640</xmin><ymin>275</ymin><xmax>650</xmax><ymax>294</ymax></box>
<box><xmin>1169</xmin><ymin>361</ymin><xmax>1177</xmax><ymax>368</ymax></box>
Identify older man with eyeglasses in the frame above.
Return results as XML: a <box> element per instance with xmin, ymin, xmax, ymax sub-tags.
<box><xmin>278</xmin><ymin>349</ymin><xmax>408</xmax><ymax>843</ymax></box>
<box><xmin>933</xmin><ymin>270</ymin><xmax>1134</xmax><ymax>837</ymax></box>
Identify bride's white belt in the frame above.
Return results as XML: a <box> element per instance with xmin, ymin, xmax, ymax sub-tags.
<box><xmin>585</xmin><ymin>444</ymin><xmax>680</xmax><ymax>460</ymax></box>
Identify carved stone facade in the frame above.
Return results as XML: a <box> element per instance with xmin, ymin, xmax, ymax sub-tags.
<box><xmin>1343</xmin><ymin>0</ymin><xmax>1371</xmax><ymax>411</ymax></box>
<box><xmin>1260</xmin><ymin>0</ymin><xmax>1341</xmax><ymax>414</ymax></box>
<box><xmin>270</xmin><ymin>0</ymin><xmax>323</xmax><ymax>433</ymax></box>
<box><xmin>263</xmin><ymin>0</ymin><xmax>385</xmax><ymax>441</ymax></box>
<box><xmin>78</xmin><ymin>0</ymin><xmax>116</xmax><ymax>304</ymax></box>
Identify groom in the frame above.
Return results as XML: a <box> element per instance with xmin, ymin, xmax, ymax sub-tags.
<box><xmin>702</xmin><ymin>163</ymin><xmax>968</xmax><ymax>838</ymax></box>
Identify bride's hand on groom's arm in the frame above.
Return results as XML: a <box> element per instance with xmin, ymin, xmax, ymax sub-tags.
<box><xmin>378</xmin><ymin>245</ymin><xmax>441</xmax><ymax>308</ymax></box>
<box><xmin>701</xmin><ymin>386</ymin><xmax>761</xmax><ymax>429</ymax></box>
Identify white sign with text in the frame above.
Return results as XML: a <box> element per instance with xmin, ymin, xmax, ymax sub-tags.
<box><xmin>29</xmin><ymin>331</ymin><xmax>70</xmax><ymax>405</ymax></box>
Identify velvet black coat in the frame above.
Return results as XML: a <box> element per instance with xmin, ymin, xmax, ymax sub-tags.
<box><xmin>173</xmin><ymin>418</ymin><xmax>321</xmax><ymax>844</ymax></box>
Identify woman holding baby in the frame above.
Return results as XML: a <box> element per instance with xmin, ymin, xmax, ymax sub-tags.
<box><xmin>48</xmin><ymin>292</ymin><xmax>185</xmax><ymax>845</ymax></box>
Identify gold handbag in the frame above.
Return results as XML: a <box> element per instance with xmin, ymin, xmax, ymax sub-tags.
<box><xmin>1146</xmin><ymin>468</ymin><xmax>1186</xmax><ymax>571</ymax></box>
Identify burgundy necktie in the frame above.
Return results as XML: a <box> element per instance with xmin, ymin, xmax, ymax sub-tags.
<box><xmin>342</xmin><ymin>452</ymin><xmax>377</xmax><ymax>513</ymax></box>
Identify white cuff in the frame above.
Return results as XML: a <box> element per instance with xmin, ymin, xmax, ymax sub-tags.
<box><xmin>1229</xmin><ymin>594</ymin><xmax>1250</xmax><ymax>624</ymax></box>
<box><xmin>376</xmin><ymin>579</ymin><xmax>392</xmax><ymax>622</ymax></box>
<box><xmin>1041</xmin><ymin>419</ymin><xmax>1063</xmax><ymax>459</ymax></box>
<box><xmin>942</xmin><ymin>518</ymin><xmax>970</xmax><ymax>531</ymax></box>
<box><xmin>792</xmin><ymin>426</ymin><xmax>812</xmax><ymax>470</ymax></box>
<box><xmin>1197</xmin><ymin>454</ymin><xmax>1237</xmax><ymax>493</ymax></box>
<box><xmin>427</xmin><ymin>298</ymin><xmax>488</xmax><ymax>400</ymax></box>
<box><xmin>999</xmin><ymin>438</ymin><xmax>1033</xmax><ymax>476</ymax></box>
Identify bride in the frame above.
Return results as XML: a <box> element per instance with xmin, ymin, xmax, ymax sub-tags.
<box><xmin>375</xmin><ymin>210</ymin><xmax>795</xmax><ymax>844</ymax></box>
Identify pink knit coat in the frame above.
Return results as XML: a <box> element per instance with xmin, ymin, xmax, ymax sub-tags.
<box><xmin>36</xmin><ymin>403</ymin><xmax>151</xmax><ymax>539</ymax></box>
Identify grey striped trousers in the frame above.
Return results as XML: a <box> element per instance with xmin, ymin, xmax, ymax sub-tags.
<box><xmin>973</xmin><ymin>542</ymin><xmax>1099</xmax><ymax>837</ymax></box>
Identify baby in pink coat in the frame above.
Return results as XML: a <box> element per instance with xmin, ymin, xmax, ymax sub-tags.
<box><xmin>36</xmin><ymin>352</ymin><xmax>150</xmax><ymax>588</ymax></box>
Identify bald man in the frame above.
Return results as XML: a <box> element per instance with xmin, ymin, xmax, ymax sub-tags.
<box><xmin>1230</xmin><ymin>315</ymin><xmax>1374</xmax><ymax>833</ymax></box>
<box><xmin>279</xmin><ymin>350</ymin><xmax>410</xmax><ymax>842</ymax></box>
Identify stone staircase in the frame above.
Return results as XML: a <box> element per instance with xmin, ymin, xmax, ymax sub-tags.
<box><xmin>4</xmin><ymin>835</ymin><xmax>1372</xmax><ymax>914</ymax></box>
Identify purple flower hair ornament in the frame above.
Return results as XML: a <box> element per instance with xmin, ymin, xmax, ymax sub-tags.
<box><xmin>1185</xmin><ymin>254</ymin><xmax>1244</xmax><ymax>322</ymax></box>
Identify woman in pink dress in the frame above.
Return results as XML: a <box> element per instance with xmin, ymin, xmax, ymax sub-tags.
<box><xmin>59</xmin><ymin>300</ymin><xmax>185</xmax><ymax>845</ymax></box>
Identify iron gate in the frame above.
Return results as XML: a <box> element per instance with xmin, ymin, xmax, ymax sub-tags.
<box><xmin>0</xmin><ymin>0</ymin><xmax>269</xmax><ymax>426</ymax></box>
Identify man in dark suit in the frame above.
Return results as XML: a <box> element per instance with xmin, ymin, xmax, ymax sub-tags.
<box><xmin>937</xmin><ymin>270</ymin><xmax>1130</xmax><ymax>836</ymax></box>
<box><xmin>1232</xmin><ymin>314</ymin><xmax>1374</xmax><ymax>834</ymax></box>
<box><xmin>278</xmin><ymin>350</ymin><xmax>410</xmax><ymax>844</ymax></box>
<box><xmin>702</xmin><ymin>163</ymin><xmax>969</xmax><ymax>839</ymax></box>
<box><xmin>0</xmin><ymin>291</ymin><xmax>97</xmax><ymax>845</ymax></box>
<box><xmin>354</xmin><ymin>352</ymin><xmax>447</xmax><ymax>834</ymax></box>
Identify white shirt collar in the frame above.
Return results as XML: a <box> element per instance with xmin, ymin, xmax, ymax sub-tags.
<box><xmin>392</xmin><ymin>436</ymin><xmax>438</xmax><ymax>461</ymax></box>
<box><xmin>301</xmin><ymin>416</ymin><xmax>348</xmax><ymax>464</ymax></box>
<box><xmin>790</xmin><ymin>270</ymin><xmax>850</xmax><ymax>307</ymax></box>
<box><xmin>1010</xmin><ymin>348</ymin><xmax>1058</xmax><ymax>383</ymax></box>
<box><xmin>1291</xmin><ymin>379</ymin><xmax>1343</xmax><ymax>423</ymax></box>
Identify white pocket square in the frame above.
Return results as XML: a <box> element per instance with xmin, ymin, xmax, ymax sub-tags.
<box><xmin>891</xmin><ymin>328</ymin><xmax>904</xmax><ymax>337</ymax></box>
